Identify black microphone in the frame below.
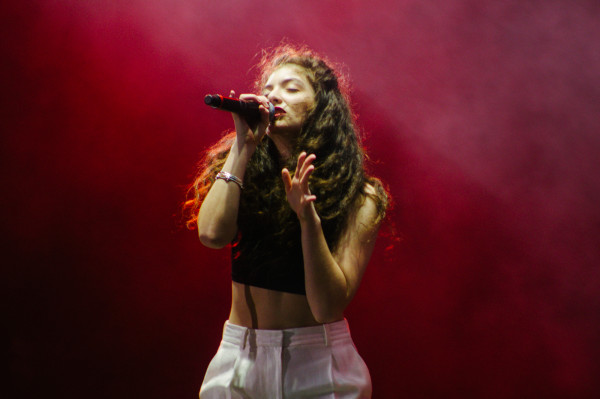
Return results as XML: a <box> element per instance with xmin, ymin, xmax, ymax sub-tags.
<box><xmin>204</xmin><ymin>94</ymin><xmax>275</xmax><ymax>126</ymax></box>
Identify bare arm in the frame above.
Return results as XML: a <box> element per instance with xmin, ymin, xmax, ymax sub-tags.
<box><xmin>197</xmin><ymin>92</ymin><xmax>271</xmax><ymax>248</ymax></box>
<box><xmin>282</xmin><ymin>153</ymin><xmax>381</xmax><ymax>323</ymax></box>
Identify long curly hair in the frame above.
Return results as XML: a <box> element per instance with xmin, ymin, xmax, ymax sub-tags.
<box><xmin>184</xmin><ymin>44</ymin><xmax>388</xmax><ymax>257</ymax></box>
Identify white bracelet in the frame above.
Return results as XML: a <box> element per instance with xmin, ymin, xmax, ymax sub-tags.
<box><xmin>216</xmin><ymin>171</ymin><xmax>244</xmax><ymax>190</ymax></box>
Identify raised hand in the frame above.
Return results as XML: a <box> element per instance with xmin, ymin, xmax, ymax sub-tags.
<box><xmin>281</xmin><ymin>152</ymin><xmax>318</xmax><ymax>221</ymax></box>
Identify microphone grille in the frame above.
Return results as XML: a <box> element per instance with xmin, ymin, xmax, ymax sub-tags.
<box><xmin>204</xmin><ymin>94</ymin><xmax>221</xmax><ymax>107</ymax></box>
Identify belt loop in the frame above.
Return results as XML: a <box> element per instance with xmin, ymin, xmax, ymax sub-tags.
<box><xmin>280</xmin><ymin>330</ymin><xmax>286</xmax><ymax>349</ymax></box>
<box><xmin>241</xmin><ymin>328</ymin><xmax>249</xmax><ymax>350</ymax></box>
<box><xmin>322</xmin><ymin>323</ymin><xmax>330</xmax><ymax>347</ymax></box>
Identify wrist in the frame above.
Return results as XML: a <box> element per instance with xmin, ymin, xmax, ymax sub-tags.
<box><xmin>232</xmin><ymin>137</ymin><xmax>256</xmax><ymax>156</ymax></box>
<box><xmin>226</xmin><ymin>139</ymin><xmax>254</xmax><ymax>173</ymax></box>
<box><xmin>216</xmin><ymin>171</ymin><xmax>244</xmax><ymax>190</ymax></box>
<box><xmin>298</xmin><ymin>205</ymin><xmax>321</xmax><ymax>227</ymax></box>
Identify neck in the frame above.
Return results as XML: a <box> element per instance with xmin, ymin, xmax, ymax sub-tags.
<box><xmin>269</xmin><ymin>132</ymin><xmax>295</xmax><ymax>161</ymax></box>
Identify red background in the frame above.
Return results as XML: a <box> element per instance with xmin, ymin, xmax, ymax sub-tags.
<box><xmin>4</xmin><ymin>1</ymin><xmax>600</xmax><ymax>398</ymax></box>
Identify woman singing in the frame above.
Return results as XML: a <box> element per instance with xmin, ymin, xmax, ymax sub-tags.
<box><xmin>184</xmin><ymin>44</ymin><xmax>388</xmax><ymax>398</ymax></box>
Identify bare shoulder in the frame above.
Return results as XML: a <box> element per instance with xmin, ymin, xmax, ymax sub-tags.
<box><xmin>333</xmin><ymin>183</ymin><xmax>381</xmax><ymax>268</ymax></box>
<box><xmin>339</xmin><ymin>183</ymin><xmax>381</xmax><ymax>244</ymax></box>
<box><xmin>355</xmin><ymin>183</ymin><xmax>380</xmax><ymax>228</ymax></box>
<box><xmin>364</xmin><ymin>182</ymin><xmax>377</xmax><ymax>196</ymax></box>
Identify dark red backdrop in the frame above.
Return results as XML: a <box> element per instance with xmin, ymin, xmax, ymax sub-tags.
<box><xmin>4</xmin><ymin>1</ymin><xmax>600</xmax><ymax>398</ymax></box>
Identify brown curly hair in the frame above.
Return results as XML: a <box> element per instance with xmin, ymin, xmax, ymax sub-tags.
<box><xmin>184</xmin><ymin>44</ymin><xmax>388</xmax><ymax>257</ymax></box>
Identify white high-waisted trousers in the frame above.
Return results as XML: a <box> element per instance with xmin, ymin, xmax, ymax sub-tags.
<box><xmin>199</xmin><ymin>319</ymin><xmax>372</xmax><ymax>399</ymax></box>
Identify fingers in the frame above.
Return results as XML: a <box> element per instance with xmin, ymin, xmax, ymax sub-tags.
<box><xmin>238</xmin><ymin>94</ymin><xmax>270</xmax><ymax>114</ymax></box>
<box><xmin>301</xmin><ymin>164</ymin><xmax>314</xmax><ymax>192</ymax></box>
<box><xmin>282</xmin><ymin>154</ymin><xmax>318</xmax><ymax>216</ymax></box>
<box><xmin>284</xmin><ymin>153</ymin><xmax>317</xmax><ymax>186</ymax></box>
<box><xmin>303</xmin><ymin>154</ymin><xmax>316</xmax><ymax>177</ymax></box>
<box><xmin>281</xmin><ymin>164</ymin><xmax>317</xmax><ymax>212</ymax></box>
<box><xmin>281</xmin><ymin>168</ymin><xmax>292</xmax><ymax>192</ymax></box>
<box><xmin>296</xmin><ymin>152</ymin><xmax>316</xmax><ymax>181</ymax></box>
<box><xmin>237</xmin><ymin>93</ymin><xmax>271</xmax><ymax>134</ymax></box>
<box><xmin>229</xmin><ymin>91</ymin><xmax>272</xmax><ymax>143</ymax></box>
<box><xmin>295</xmin><ymin>152</ymin><xmax>307</xmax><ymax>174</ymax></box>
<box><xmin>239</xmin><ymin>94</ymin><xmax>270</xmax><ymax>108</ymax></box>
<box><xmin>289</xmin><ymin>152</ymin><xmax>316</xmax><ymax>196</ymax></box>
<box><xmin>243</xmin><ymin>94</ymin><xmax>271</xmax><ymax>126</ymax></box>
<box><xmin>229</xmin><ymin>89</ymin><xmax>246</xmax><ymax>126</ymax></box>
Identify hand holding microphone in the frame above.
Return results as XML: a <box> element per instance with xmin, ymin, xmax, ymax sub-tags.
<box><xmin>205</xmin><ymin>91</ymin><xmax>275</xmax><ymax>148</ymax></box>
<box><xmin>204</xmin><ymin>94</ymin><xmax>275</xmax><ymax>127</ymax></box>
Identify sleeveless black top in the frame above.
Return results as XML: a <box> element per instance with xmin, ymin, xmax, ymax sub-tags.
<box><xmin>230</xmin><ymin>186</ymin><xmax>307</xmax><ymax>296</ymax></box>
<box><xmin>229</xmin><ymin>137</ymin><xmax>308</xmax><ymax>295</ymax></box>
<box><xmin>231</xmin><ymin>225</ymin><xmax>306</xmax><ymax>295</ymax></box>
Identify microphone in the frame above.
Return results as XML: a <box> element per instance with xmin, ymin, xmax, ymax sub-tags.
<box><xmin>204</xmin><ymin>94</ymin><xmax>275</xmax><ymax>125</ymax></box>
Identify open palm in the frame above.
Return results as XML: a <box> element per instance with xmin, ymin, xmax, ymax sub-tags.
<box><xmin>281</xmin><ymin>152</ymin><xmax>317</xmax><ymax>219</ymax></box>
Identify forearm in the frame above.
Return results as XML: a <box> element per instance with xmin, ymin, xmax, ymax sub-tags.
<box><xmin>300</xmin><ymin>210</ymin><xmax>349</xmax><ymax>323</ymax></box>
<box><xmin>197</xmin><ymin>139</ymin><xmax>254</xmax><ymax>248</ymax></box>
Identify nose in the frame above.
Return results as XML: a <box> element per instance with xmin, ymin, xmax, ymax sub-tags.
<box><xmin>267</xmin><ymin>89</ymin><xmax>282</xmax><ymax>105</ymax></box>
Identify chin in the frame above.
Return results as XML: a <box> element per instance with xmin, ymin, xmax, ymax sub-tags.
<box><xmin>269</xmin><ymin>121</ymin><xmax>301</xmax><ymax>137</ymax></box>
<box><xmin>268</xmin><ymin>124</ymin><xmax>285</xmax><ymax>134</ymax></box>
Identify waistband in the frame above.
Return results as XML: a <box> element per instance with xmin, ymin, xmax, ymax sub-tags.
<box><xmin>222</xmin><ymin>319</ymin><xmax>353</xmax><ymax>348</ymax></box>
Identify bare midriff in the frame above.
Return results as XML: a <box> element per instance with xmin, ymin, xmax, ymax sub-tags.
<box><xmin>228</xmin><ymin>281</ymin><xmax>324</xmax><ymax>330</ymax></box>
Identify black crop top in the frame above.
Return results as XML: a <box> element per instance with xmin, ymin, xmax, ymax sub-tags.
<box><xmin>231</xmin><ymin>227</ymin><xmax>306</xmax><ymax>295</ymax></box>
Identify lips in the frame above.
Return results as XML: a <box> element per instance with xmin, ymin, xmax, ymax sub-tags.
<box><xmin>273</xmin><ymin>107</ymin><xmax>286</xmax><ymax>118</ymax></box>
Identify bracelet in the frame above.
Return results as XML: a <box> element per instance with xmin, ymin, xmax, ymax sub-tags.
<box><xmin>216</xmin><ymin>171</ymin><xmax>244</xmax><ymax>190</ymax></box>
